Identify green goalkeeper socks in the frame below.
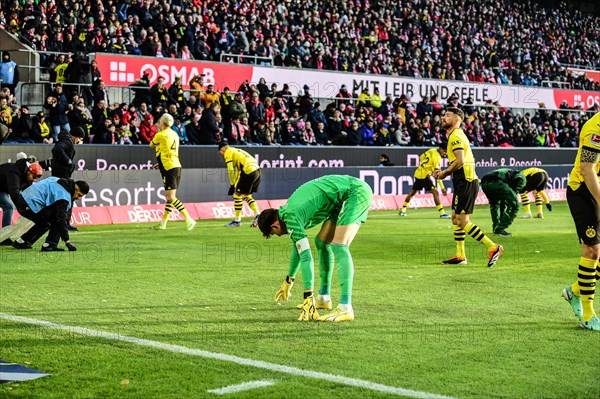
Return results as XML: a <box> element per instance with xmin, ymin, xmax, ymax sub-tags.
<box><xmin>330</xmin><ymin>244</ymin><xmax>354</xmax><ymax>306</ymax></box>
<box><xmin>316</xmin><ymin>238</ymin><xmax>334</xmax><ymax>296</ymax></box>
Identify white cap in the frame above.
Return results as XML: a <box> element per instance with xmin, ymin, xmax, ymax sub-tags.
<box><xmin>16</xmin><ymin>152</ymin><xmax>27</xmax><ymax>160</ymax></box>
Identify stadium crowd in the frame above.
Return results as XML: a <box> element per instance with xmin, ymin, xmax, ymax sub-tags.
<box><xmin>1</xmin><ymin>65</ymin><xmax>598</xmax><ymax>147</ymax></box>
<box><xmin>1</xmin><ymin>0</ymin><xmax>600</xmax><ymax>147</ymax></box>
<box><xmin>1</xmin><ymin>0</ymin><xmax>599</xmax><ymax>91</ymax></box>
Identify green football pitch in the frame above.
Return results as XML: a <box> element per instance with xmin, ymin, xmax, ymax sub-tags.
<box><xmin>1</xmin><ymin>202</ymin><xmax>599</xmax><ymax>399</ymax></box>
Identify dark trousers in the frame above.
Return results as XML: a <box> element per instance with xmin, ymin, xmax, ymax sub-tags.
<box><xmin>481</xmin><ymin>180</ymin><xmax>519</xmax><ymax>233</ymax></box>
<box><xmin>16</xmin><ymin>197</ymin><xmax>63</xmax><ymax>245</ymax></box>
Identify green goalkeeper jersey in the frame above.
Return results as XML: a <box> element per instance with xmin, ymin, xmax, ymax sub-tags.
<box><xmin>279</xmin><ymin>175</ymin><xmax>360</xmax><ymax>243</ymax></box>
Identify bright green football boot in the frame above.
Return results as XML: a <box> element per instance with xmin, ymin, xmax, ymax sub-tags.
<box><xmin>561</xmin><ymin>286</ymin><xmax>583</xmax><ymax>321</ymax></box>
<box><xmin>581</xmin><ymin>316</ymin><xmax>600</xmax><ymax>331</ymax></box>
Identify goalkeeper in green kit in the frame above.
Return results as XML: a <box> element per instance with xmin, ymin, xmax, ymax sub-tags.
<box><xmin>257</xmin><ymin>175</ymin><xmax>373</xmax><ymax>322</ymax></box>
<box><xmin>480</xmin><ymin>168</ymin><xmax>526</xmax><ymax>237</ymax></box>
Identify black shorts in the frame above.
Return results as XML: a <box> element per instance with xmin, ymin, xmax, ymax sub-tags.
<box><xmin>162</xmin><ymin>167</ymin><xmax>182</xmax><ymax>190</ymax></box>
<box><xmin>567</xmin><ymin>185</ymin><xmax>600</xmax><ymax>245</ymax></box>
<box><xmin>452</xmin><ymin>179</ymin><xmax>479</xmax><ymax>215</ymax></box>
<box><xmin>236</xmin><ymin>170</ymin><xmax>261</xmax><ymax>195</ymax></box>
<box><xmin>412</xmin><ymin>177</ymin><xmax>435</xmax><ymax>192</ymax></box>
<box><xmin>524</xmin><ymin>171</ymin><xmax>548</xmax><ymax>192</ymax></box>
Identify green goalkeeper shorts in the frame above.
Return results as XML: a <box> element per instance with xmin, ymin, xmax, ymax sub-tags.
<box><xmin>331</xmin><ymin>178</ymin><xmax>373</xmax><ymax>226</ymax></box>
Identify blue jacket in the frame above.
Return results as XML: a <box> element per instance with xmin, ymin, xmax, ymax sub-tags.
<box><xmin>22</xmin><ymin>177</ymin><xmax>72</xmax><ymax>214</ymax></box>
<box><xmin>0</xmin><ymin>60</ymin><xmax>17</xmax><ymax>85</ymax></box>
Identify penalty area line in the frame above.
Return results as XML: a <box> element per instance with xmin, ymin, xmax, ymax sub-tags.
<box><xmin>0</xmin><ymin>313</ymin><xmax>457</xmax><ymax>399</ymax></box>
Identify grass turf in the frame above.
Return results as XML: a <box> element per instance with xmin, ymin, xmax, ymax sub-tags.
<box><xmin>1</xmin><ymin>202</ymin><xmax>599</xmax><ymax>399</ymax></box>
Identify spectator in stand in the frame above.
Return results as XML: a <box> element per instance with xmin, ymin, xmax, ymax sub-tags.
<box><xmin>168</xmin><ymin>77</ymin><xmax>187</xmax><ymax>110</ymax></box>
<box><xmin>199</xmin><ymin>102</ymin><xmax>221</xmax><ymax>145</ymax></box>
<box><xmin>370</xmin><ymin>88</ymin><xmax>383</xmax><ymax>110</ymax></box>
<box><xmin>130</xmin><ymin>72</ymin><xmax>151</xmax><ymax>108</ymax></box>
<box><xmin>138</xmin><ymin>113</ymin><xmax>157</xmax><ymax>144</ymax></box>
<box><xmin>91</xmin><ymin>99</ymin><xmax>110</xmax><ymax>138</ymax></box>
<box><xmin>0</xmin><ymin>51</ymin><xmax>19</xmax><ymax>95</ymax></box>
<box><xmin>336</xmin><ymin>84</ymin><xmax>353</xmax><ymax>108</ymax></box>
<box><xmin>263</xmin><ymin>97</ymin><xmax>275</xmax><ymax>124</ymax></box>
<box><xmin>219</xmin><ymin>87</ymin><xmax>236</xmax><ymax>141</ymax></box>
<box><xmin>416</xmin><ymin>96</ymin><xmax>433</xmax><ymax>120</ymax></box>
<box><xmin>31</xmin><ymin>111</ymin><xmax>53</xmax><ymax>144</ymax></box>
<box><xmin>172</xmin><ymin>117</ymin><xmax>190</xmax><ymax>145</ymax></box>
<box><xmin>356</xmin><ymin>88</ymin><xmax>371</xmax><ymax>108</ymax></box>
<box><xmin>246</xmin><ymin>91</ymin><xmax>266</xmax><ymax>142</ymax></box>
<box><xmin>92</xmin><ymin>78</ymin><xmax>110</xmax><ymax>107</ymax></box>
<box><xmin>150</xmin><ymin>77</ymin><xmax>175</xmax><ymax>109</ymax></box>
<box><xmin>5</xmin><ymin>106</ymin><xmax>34</xmax><ymax>143</ymax></box>
<box><xmin>307</xmin><ymin>102</ymin><xmax>327</xmax><ymax>131</ymax></box>
<box><xmin>68</xmin><ymin>99</ymin><xmax>93</xmax><ymax>141</ymax></box>
<box><xmin>185</xmin><ymin>113</ymin><xmax>202</xmax><ymax>145</ymax></box>
<box><xmin>230</xmin><ymin>117</ymin><xmax>248</xmax><ymax>145</ymax></box>
<box><xmin>44</xmin><ymin>83</ymin><xmax>70</xmax><ymax>140</ymax></box>
<box><xmin>198</xmin><ymin>83</ymin><xmax>218</xmax><ymax>108</ymax></box>
<box><xmin>297</xmin><ymin>85</ymin><xmax>313</xmax><ymax>117</ymax></box>
<box><xmin>256</xmin><ymin>78</ymin><xmax>270</xmax><ymax>101</ymax></box>
<box><xmin>51</xmin><ymin>54</ymin><xmax>69</xmax><ymax>84</ymax></box>
<box><xmin>347</xmin><ymin>120</ymin><xmax>362</xmax><ymax>146</ymax></box>
<box><xmin>93</xmin><ymin>118</ymin><xmax>117</xmax><ymax>144</ymax></box>
<box><xmin>189</xmin><ymin>74</ymin><xmax>204</xmax><ymax>101</ymax></box>
<box><xmin>314</xmin><ymin>121</ymin><xmax>329</xmax><ymax>146</ymax></box>
<box><xmin>360</xmin><ymin>119</ymin><xmax>377</xmax><ymax>146</ymax></box>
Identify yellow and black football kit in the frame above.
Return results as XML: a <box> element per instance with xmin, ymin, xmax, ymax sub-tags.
<box><xmin>447</xmin><ymin>127</ymin><xmax>478</xmax><ymax>214</ymax></box>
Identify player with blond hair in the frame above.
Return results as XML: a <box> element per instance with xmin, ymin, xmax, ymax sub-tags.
<box><xmin>150</xmin><ymin>113</ymin><xmax>196</xmax><ymax>231</ymax></box>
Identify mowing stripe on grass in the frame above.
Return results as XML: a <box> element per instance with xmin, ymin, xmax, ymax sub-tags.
<box><xmin>0</xmin><ymin>313</ymin><xmax>457</xmax><ymax>399</ymax></box>
<box><xmin>207</xmin><ymin>380</ymin><xmax>275</xmax><ymax>395</ymax></box>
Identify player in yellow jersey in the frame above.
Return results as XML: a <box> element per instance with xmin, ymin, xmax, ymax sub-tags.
<box><xmin>218</xmin><ymin>141</ymin><xmax>262</xmax><ymax>227</ymax></box>
<box><xmin>519</xmin><ymin>167</ymin><xmax>552</xmax><ymax>219</ymax></box>
<box><xmin>53</xmin><ymin>54</ymin><xmax>69</xmax><ymax>84</ymax></box>
<box><xmin>562</xmin><ymin>111</ymin><xmax>600</xmax><ymax>331</ymax></box>
<box><xmin>150</xmin><ymin>114</ymin><xmax>196</xmax><ymax>231</ymax></box>
<box><xmin>432</xmin><ymin>107</ymin><xmax>503</xmax><ymax>267</ymax></box>
<box><xmin>399</xmin><ymin>143</ymin><xmax>450</xmax><ymax>218</ymax></box>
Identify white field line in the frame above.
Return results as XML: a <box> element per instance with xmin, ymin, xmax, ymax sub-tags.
<box><xmin>75</xmin><ymin>223</ymin><xmax>232</xmax><ymax>234</ymax></box>
<box><xmin>0</xmin><ymin>313</ymin><xmax>457</xmax><ymax>399</ymax></box>
<box><xmin>207</xmin><ymin>380</ymin><xmax>275</xmax><ymax>395</ymax></box>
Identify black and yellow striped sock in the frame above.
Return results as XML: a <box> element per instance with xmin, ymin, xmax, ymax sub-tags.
<box><xmin>540</xmin><ymin>191</ymin><xmax>550</xmax><ymax>205</ymax></box>
<box><xmin>402</xmin><ymin>201</ymin><xmax>409</xmax><ymax>213</ymax></box>
<box><xmin>534</xmin><ymin>193</ymin><xmax>543</xmax><ymax>214</ymax></box>
<box><xmin>171</xmin><ymin>198</ymin><xmax>190</xmax><ymax>219</ymax></box>
<box><xmin>244</xmin><ymin>195</ymin><xmax>260</xmax><ymax>215</ymax></box>
<box><xmin>233</xmin><ymin>193</ymin><xmax>243</xmax><ymax>220</ymax></box>
<box><xmin>464</xmin><ymin>221</ymin><xmax>495</xmax><ymax>250</ymax></box>
<box><xmin>437</xmin><ymin>204</ymin><xmax>446</xmax><ymax>215</ymax></box>
<box><xmin>571</xmin><ymin>257</ymin><xmax>597</xmax><ymax>322</ymax></box>
<box><xmin>520</xmin><ymin>193</ymin><xmax>531</xmax><ymax>214</ymax></box>
<box><xmin>453</xmin><ymin>225</ymin><xmax>466</xmax><ymax>258</ymax></box>
<box><xmin>161</xmin><ymin>200</ymin><xmax>174</xmax><ymax>222</ymax></box>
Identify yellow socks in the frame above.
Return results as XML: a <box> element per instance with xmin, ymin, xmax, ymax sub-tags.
<box><xmin>572</xmin><ymin>257</ymin><xmax>598</xmax><ymax>322</ymax></box>
<box><xmin>453</xmin><ymin>225</ymin><xmax>466</xmax><ymax>258</ymax></box>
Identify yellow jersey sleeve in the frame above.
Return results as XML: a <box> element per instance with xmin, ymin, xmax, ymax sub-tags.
<box><xmin>150</xmin><ymin>128</ymin><xmax>181</xmax><ymax>170</ymax></box>
<box><xmin>568</xmin><ymin>112</ymin><xmax>600</xmax><ymax>190</ymax></box>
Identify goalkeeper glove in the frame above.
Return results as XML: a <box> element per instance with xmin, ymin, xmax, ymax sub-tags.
<box><xmin>66</xmin><ymin>242</ymin><xmax>77</xmax><ymax>251</ymax></box>
<box><xmin>297</xmin><ymin>295</ymin><xmax>319</xmax><ymax>321</ymax></box>
<box><xmin>546</xmin><ymin>203</ymin><xmax>552</xmax><ymax>212</ymax></box>
<box><xmin>228</xmin><ymin>185</ymin><xmax>235</xmax><ymax>196</ymax></box>
<box><xmin>274</xmin><ymin>275</ymin><xmax>294</xmax><ymax>301</ymax></box>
